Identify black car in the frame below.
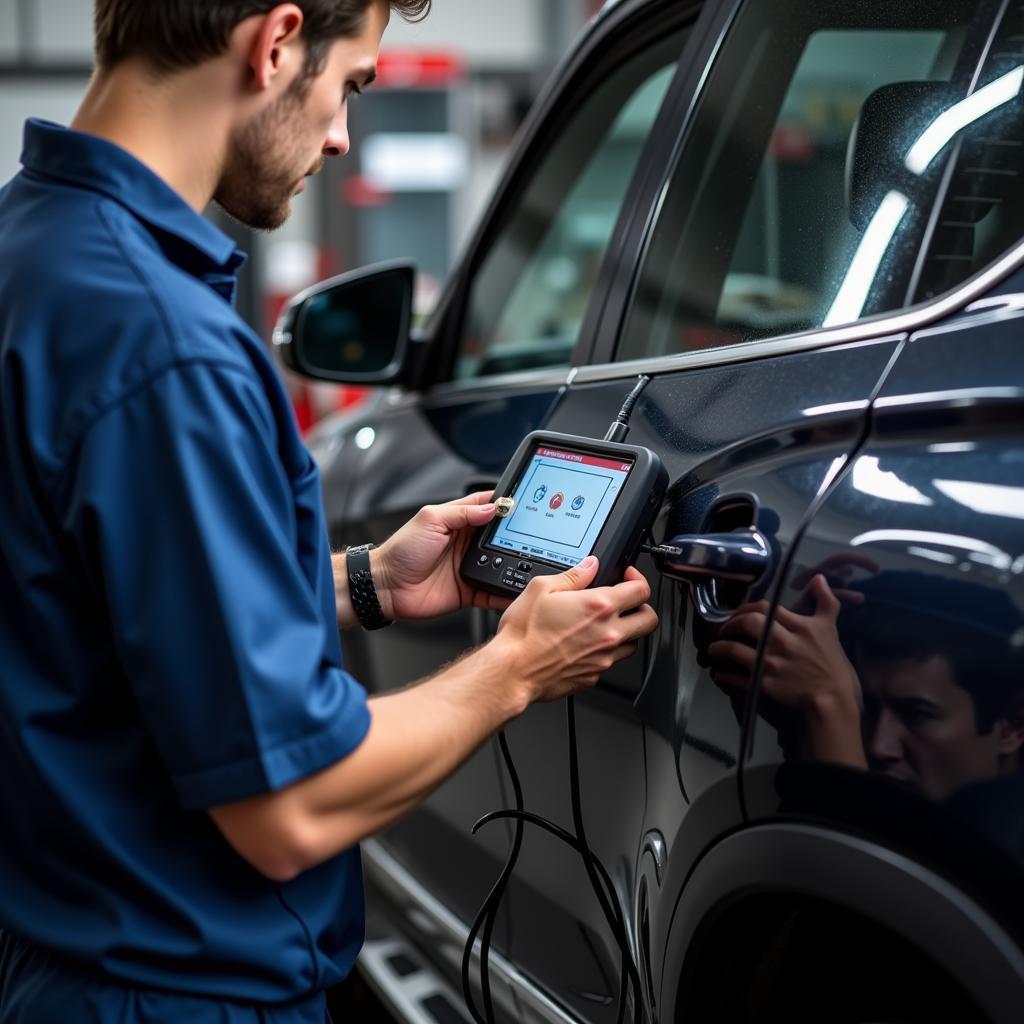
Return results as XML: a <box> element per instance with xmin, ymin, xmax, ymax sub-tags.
<box><xmin>276</xmin><ymin>0</ymin><xmax>1024</xmax><ymax>1021</ymax></box>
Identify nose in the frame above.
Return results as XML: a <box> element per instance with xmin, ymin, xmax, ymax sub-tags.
<box><xmin>323</xmin><ymin>104</ymin><xmax>350</xmax><ymax>158</ymax></box>
<box><xmin>865</xmin><ymin>706</ymin><xmax>904</xmax><ymax>769</ymax></box>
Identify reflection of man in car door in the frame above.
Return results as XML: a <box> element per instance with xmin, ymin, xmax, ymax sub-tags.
<box><xmin>841</xmin><ymin>574</ymin><xmax>1024</xmax><ymax>803</ymax></box>
<box><xmin>708</xmin><ymin>571</ymin><xmax>1024</xmax><ymax>840</ymax></box>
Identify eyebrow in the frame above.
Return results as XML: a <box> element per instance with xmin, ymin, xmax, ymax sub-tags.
<box><xmin>890</xmin><ymin>697</ymin><xmax>942</xmax><ymax>716</ymax></box>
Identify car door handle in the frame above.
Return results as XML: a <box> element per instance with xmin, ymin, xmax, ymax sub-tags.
<box><xmin>653</xmin><ymin>530</ymin><xmax>770</xmax><ymax>584</ymax></box>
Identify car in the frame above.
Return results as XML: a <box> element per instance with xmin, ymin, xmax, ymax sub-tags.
<box><xmin>274</xmin><ymin>0</ymin><xmax>1024</xmax><ymax>1021</ymax></box>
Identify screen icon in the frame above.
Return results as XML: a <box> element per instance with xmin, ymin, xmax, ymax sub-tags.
<box><xmin>549</xmin><ymin>492</ymin><xmax>564</xmax><ymax>510</ymax></box>
<box><xmin>533</xmin><ymin>484</ymin><xmax>548</xmax><ymax>503</ymax></box>
<box><xmin>571</xmin><ymin>495</ymin><xmax>585</xmax><ymax>511</ymax></box>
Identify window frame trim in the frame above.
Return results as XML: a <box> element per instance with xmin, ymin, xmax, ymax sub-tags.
<box><xmin>573</xmin><ymin>230</ymin><xmax>1024</xmax><ymax>385</ymax></box>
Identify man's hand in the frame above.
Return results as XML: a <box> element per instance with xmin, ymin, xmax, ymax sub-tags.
<box><xmin>371</xmin><ymin>491</ymin><xmax>513</xmax><ymax>621</ymax></box>
<box><xmin>493</xmin><ymin>557</ymin><xmax>659</xmax><ymax>704</ymax></box>
<box><xmin>213</xmin><ymin>556</ymin><xmax>659</xmax><ymax>881</ymax></box>
<box><xmin>708</xmin><ymin>575</ymin><xmax>866</xmax><ymax>768</ymax></box>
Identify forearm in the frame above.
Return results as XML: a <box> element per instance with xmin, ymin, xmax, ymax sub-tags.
<box><xmin>803</xmin><ymin>692</ymin><xmax>867</xmax><ymax>769</ymax></box>
<box><xmin>332</xmin><ymin>548</ymin><xmax>395</xmax><ymax>628</ymax></box>
<box><xmin>211</xmin><ymin>639</ymin><xmax>527</xmax><ymax>880</ymax></box>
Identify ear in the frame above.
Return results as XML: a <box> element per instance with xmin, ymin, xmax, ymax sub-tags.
<box><xmin>246</xmin><ymin>3</ymin><xmax>305</xmax><ymax>91</ymax></box>
<box><xmin>995</xmin><ymin>699</ymin><xmax>1024</xmax><ymax>756</ymax></box>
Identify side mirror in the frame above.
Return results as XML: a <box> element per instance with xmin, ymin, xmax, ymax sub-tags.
<box><xmin>273</xmin><ymin>260</ymin><xmax>416</xmax><ymax>384</ymax></box>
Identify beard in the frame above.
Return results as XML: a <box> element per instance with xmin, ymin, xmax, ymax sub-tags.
<box><xmin>214</xmin><ymin>83</ymin><xmax>323</xmax><ymax>231</ymax></box>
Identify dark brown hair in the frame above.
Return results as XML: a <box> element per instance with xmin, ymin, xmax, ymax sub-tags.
<box><xmin>94</xmin><ymin>0</ymin><xmax>430</xmax><ymax>75</ymax></box>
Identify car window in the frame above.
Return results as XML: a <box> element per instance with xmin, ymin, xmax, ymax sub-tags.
<box><xmin>453</xmin><ymin>27</ymin><xmax>687</xmax><ymax>382</ymax></box>
<box><xmin>616</xmin><ymin>0</ymin><xmax>1024</xmax><ymax>363</ymax></box>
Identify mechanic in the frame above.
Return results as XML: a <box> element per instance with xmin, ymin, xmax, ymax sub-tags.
<box><xmin>0</xmin><ymin>2</ymin><xmax>659</xmax><ymax>1021</ymax></box>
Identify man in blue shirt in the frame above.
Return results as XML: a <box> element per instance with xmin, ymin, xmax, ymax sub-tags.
<box><xmin>0</xmin><ymin>1</ymin><xmax>658</xmax><ymax>1021</ymax></box>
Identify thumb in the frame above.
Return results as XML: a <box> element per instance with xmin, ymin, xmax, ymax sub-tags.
<box><xmin>432</xmin><ymin>501</ymin><xmax>497</xmax><ymax>533</ymax></box>
<box><xmin>810</xmin><ymin>573</ymin><xmax>840</xmax><ymax>619</ymax></box>
<box><xmin>550</xmin><ymin>555</ymin><xmax>599</xmax><ymax>592</ymax></box>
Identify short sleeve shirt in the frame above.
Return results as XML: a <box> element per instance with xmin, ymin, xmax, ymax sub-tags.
<box><xmin>0</xmin><ymin>120</ymin><xmax>371</xmax><ymax>1009</ymax></box>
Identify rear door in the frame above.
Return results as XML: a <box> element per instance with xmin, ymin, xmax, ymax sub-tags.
<box><xmin>494</xmin><ymin>2</ymin><xmax>1014</xmax><ymax>1020</ymax></box>
<box><xmin>734</xmin><ymin>5</ymin><xmax>1024</xmax><ymax>1010</ymax></box>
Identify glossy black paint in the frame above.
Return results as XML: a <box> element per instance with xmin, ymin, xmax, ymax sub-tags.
<box><xmin>741</xmin><ymin>295</ymin><xmax>1024</xmax><ymax>967</ymax></box>
<box><xmin>293</xmin><ymin>0</ymin><xmax>1024</xmax><ymax>1020</ymax></box>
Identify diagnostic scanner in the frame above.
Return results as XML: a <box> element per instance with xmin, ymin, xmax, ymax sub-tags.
<box><xmin>460</xmin><ymin>431</ymin><xmax>667</xmax><ymax>596</ymax></box>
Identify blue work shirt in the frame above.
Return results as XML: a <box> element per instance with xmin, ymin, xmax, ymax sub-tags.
<box><xmin>0</xmin><ymin>120</ymin><xmax>372</xmax><ymax>1020</ymax></box>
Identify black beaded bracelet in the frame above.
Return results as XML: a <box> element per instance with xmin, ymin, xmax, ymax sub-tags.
<box><xmin>346</xmin><ymin>544</ymin><xmax>393</xmax><ymax>631</ymax></box>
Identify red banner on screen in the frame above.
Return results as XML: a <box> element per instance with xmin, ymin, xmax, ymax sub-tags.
<box><xmin>536</xmin><ymin>447</ymin><xmax>632</xmax><ymax>473</ymax></box>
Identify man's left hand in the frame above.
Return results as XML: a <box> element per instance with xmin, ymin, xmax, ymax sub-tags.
<box><xmin>373</xmin><ymin>492</ymin><xmax>514</xmax><ymax>620</ymax></box>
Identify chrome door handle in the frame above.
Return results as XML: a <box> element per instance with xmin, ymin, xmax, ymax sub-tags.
<box><xmin>654</xmin><ymin>530</ymin><xmax>770</xmax><ymax>584</ymax></box>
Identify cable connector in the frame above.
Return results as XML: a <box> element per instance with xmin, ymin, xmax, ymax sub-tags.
<box><xmin>640</xmin><ymin>542</ymin><xmax>681</xmax><ymax>559</ymax></box>
<box><xmin>603</xmin><ymin>374</ymin><xmax>651</xmax><ymax>443</ymax></box>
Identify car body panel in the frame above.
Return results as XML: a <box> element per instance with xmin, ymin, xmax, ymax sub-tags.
<box><xmin>301</xmin><ymin>0</ymin><xmax>1024</xmax><ymax>1019</ymax></box>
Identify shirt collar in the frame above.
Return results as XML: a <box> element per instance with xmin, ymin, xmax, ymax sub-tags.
<box><xmin>20</xmin><ymin>118</ymin><xmax>245</xmax><ymax>276</ymax></box>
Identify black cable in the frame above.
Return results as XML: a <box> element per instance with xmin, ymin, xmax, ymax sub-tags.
<box><xmin>466</xmin><ymin>719</ymin><xmax>645</xmax><ymax>1024</ymax></box>
<box><xmin>462</xmin><ymin>374</ymin><xmax>654</xmax><ymax>1022</ymax></box>
<box><xmin>461</xmin><ymin>730</ymin><xmax>523</xmax><ymax>1024</ymax></box>
<box><xmin>604</xmin><ymin>374</ymin><xmax>651</xmax><ymax>444</ymax></box>
<box><xmin>567</xmin><ymin>697</ymin><xmax>644</xmax><ymax>1024</ymax></box>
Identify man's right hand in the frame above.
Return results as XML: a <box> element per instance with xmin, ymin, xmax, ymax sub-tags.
<box><xmin>493</xmin><ymin>556</ymin><xmax>659</xmax><ymax>704</ymax></box>
<box><xmin>210</xmin><ymin>556</ymin><xmax>658</xmax><ymax>882</ymax></box>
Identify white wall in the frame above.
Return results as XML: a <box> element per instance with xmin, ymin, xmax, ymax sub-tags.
<box><xmin>384</xmin><ymin>1</ymin><xmax>545</xmax><ymax>68</ymax></box>
<box><xmin>0</xmin><ymin>3</ymin><xmax>19</xmax><ymax>61</ymax></box>
<box><xmin>0</xmin><ymin>81</ymin><xmax>88</xmax><ymax>185</ymax></box>
<box><xmin>1</xmin><ymin>0</ymin><xmax>587</xmax><ymax>67</ymax></box>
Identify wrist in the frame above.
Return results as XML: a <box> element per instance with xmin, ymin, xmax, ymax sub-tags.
<box><xmin>478</xmin><ymin>634</ymin><xmax>532</xmax><ymax>721</ymax></box>
<box><xmin>370</xmin><ymin>543</ymin><xmax>396</xmax><ymax>622</ymax></box>
<box><xmin>804</xmin><ymin>689</ymin><xmax>866</xmax><ymax>769</ymax></box>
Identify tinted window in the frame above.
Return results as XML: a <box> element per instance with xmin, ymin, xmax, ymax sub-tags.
<box><xmin>616</xmin><ymin>0</ymin><xmax>1023</xmax><ymax>363</ymax></box>
<box><xmin>454</xmin><ymin>28</ymin><xmax>686</xmax><ymax>381</ymax></box>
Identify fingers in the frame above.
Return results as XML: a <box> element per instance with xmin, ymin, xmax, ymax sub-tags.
<box><xmin>617</xmin><ymin>604</ymin><xmax>659</xmax><ymax>643</ymax></box>
<box><xmin>775</xmin><ymin>575</ymin><xmax>840</xmax><ymax>629</ymax></box>
<box><xmin>608</xmin><ymin>641</ymin><xmax>639</xmax><ymax>665</ymax></box>
<box><xmin>548</xmin><ymin>555</ymin><xmax>599</xmax><ymax>592</ymax></box>
<box><xmin>425</xmin><ymin>499</ymin><xmax>497</xmax><ymax>533</ymax></box>
<box><xmin>808</xmin><ymin>573</ymin><xmax>841</xmax><ymax>617</ymax></box>
<box><xmin>710</xmin><ymin>670</ymin><xmax>753</xmax><ymax>692</ymax></box>
<box><xmin>707</xmin><ymin>639</ymin><xmax>758</xmax><ymax>674</ymax></box>
<box><xmin>718</xmin><ymin>609</ymin><xmax>771</xmax><ymax>644</ymax></box>
<box><xmin>791</xmin><ymin>553</ymin><xmax>880</xmax><ymax>589</ymax></box>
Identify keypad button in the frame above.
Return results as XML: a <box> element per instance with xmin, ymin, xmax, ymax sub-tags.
<box><xmin>477</xmin><ymin>554</ymin><xmax>489</xmax><ymax>565</ymax></box>
<box><xmin>518</xmin><ymin>561</ymin><xmax>533</xmax><ymax>572</ymax></box>
<box><xmin>492</xmin><ymin>557</ymin><xmax>504</xmax><ymax>569</ymax></box>
<box><xmin>512</xmin><ymin>572</ymin><xmax>529</xmax><ymax>583</ymax></box>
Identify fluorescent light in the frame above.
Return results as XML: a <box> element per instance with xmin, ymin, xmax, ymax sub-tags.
<box><xmin>852</xmin><ymin>456</ymin><xmax>933</xmax><ymax>506</ymax></box>
<box><xmin>934</xmin><ymin>479</ymin><xmax>1024</xmax><ymax>520</ymax></box>
<box><xmin>801</xmin><ymin>400</ymin><xmax>867</xmax><ymax>417</ymax></box>
<box><xmin>851</xmin><ymin>529</ymin><xmax>1011</xmax><ymax>570</ymax></box>
<box><xmin>907</xmin><ymin>546</ymin><xmax>958</xmax><ymax>565</ymax></box>
<box><xmin>926</xmin><ymin>442</ymin><xmax>977</xmax><ymax>454</ymax></box>
<box><xmin>823</xmin><ymin>190</ymin><xmax>909</xmax><ymax>327</ymax></box>
<box><xmin>905</xmin><ymin>66</ymin><xmax>1024</xmax><ymax>175</ymax></box>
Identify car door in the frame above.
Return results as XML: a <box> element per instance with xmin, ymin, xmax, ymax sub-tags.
<box><xmin>493</xmin><ymin>2</ymin><xmax>1016</xmax><ymax>1021</ymax></box>
<box><xmin>327</xmin><ymin>0</ymin><xmax>696</xmax><ymax>985</ymax></box>
<box><xmin>728</xmin><ymin>10</ymin><xmax>1024</xmax><ymax>1011</ymax></box>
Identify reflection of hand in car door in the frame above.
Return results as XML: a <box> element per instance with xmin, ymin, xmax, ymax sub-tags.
<box><xmin>707</xmin><ymin>575</ymin><xmax>866</xmax><ymax>769</ymax></box>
